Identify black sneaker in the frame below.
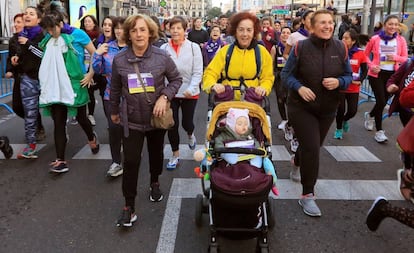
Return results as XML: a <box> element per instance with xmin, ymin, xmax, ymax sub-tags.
<box><xmin>150</xmin><ymin>182</ymin><xmax>163</xmax><ymax>202</ymax></box>
<box><xmin>0</xmin><ymin>136</ymin><xmax>13</xmax><ymax>159</ymax></box>
<box><xmin>49</xmin><ymin>160</ymin><xmax>69</xmax><ymax>173</ymax></box>
<box><xmin>89</xmin><ymin>131</ymin><xmax>100</xmax><ymax>154</ymax></box>
<box><xmin>366</xmin><ymin>196</ymin><xmax>388</xmax><ymax>231</ymax></box>
<box><xmin>116</xmin><ymin>206</ymin><xmax>137</xmax><ymax>227</ymax></box>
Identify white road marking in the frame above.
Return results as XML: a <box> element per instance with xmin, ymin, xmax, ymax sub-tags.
<box><xmin>324</xmin><ymin>146</ymin><xmax>381</xmax><ymax>162</ymax></box>
<box><xmin>156</xmin><ymin>178</ymin><xmax>404</xmax><ymax>253</ymax></box>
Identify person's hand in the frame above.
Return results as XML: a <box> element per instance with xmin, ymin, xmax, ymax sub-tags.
<box><xmin>298</xmin><ymin>86</ymin><xmax>316</xmax><ymax>102</ymax></box>
<box><xmin>212</xmin><ymin>83</ymin><xmax>225</xmax><ymax>94</ymax></box>
<box><xmin>371</xmin><ymin>65</ymin><xmax>381</xmax><ymax>74</ymax></box>
<box><xmin>153</xmin><ymin>96</ymin><xmax>168</xmax><ymax>117</ymax></box>
<box><xmin>111</xmin><ymin>114</ymin><xmax>120</xmax><ymax>124</ymax></box>
<box><xmin>96</xmin><ymin>43</ymin><xmax>109</xmax><ymax>55</ymax></box>
<box><xmin>80</xmin><ymin>73</ymin><xmax>94</xmax><ymax>88</ymax></box>
<box><xmin>5</xmin><ymin>72</ymin><xmax>13</xmax><ymax>78</ymax></box>
<box><xmin>183</xmin><ymin>90</ymin><xmax>192</xmax><ymax>98</ymax></box>
<box><xmin>352</xmin><ymin>80</ymin><xmax>361</xmax><ymax>86</ymax></box>
<box><xmin>255</xmin><ymin>86</ymin><xmax>266</xmax><ymax>96</ymax></box>
<box><xmin>322</xmin><ymin>77</ymin><xmax>339</xmax><ymax>90</ymax></box>
<box><xmin>11</xmin><ymin>56</ymin><xmax>19</xmax><ymax>66</ymax></box>
<box><xmin>18</xmin><ymin>36</ymin><xmax>28</xmax><ymax>44</ymax></box>
<box><xmin>266</xmin><ymin>34</ymin><xmax>272</xmax><ymax>41</ymax></box>
<box><xmin>387</xmin><ymin>84</ymin><xmax>399</xmax><ymax>93</ymax></box>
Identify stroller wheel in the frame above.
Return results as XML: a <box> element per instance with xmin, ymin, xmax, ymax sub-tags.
<box><xmin>208</xmin><ymin>243</ymin><xmax>219</xmax><ymax>253</ymax></box>
<box><xmin>266</xmin><ymin>197</ymin><xmax>275</xmax><ymax>229</ymax></box>
<box><xmin>256</xmin><ymin>238</ymin><xmax>269</xmax><ymax>253</ymax></box>
<box><xmin>195</xmin><ymin>194</ymin><xmax>204</xmax><ymax>227</ymax></box>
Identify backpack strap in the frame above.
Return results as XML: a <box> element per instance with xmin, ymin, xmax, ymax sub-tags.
<box><xmin>224</xmin><ymin>43</ymin><xmax>261</xmax><ymax>81</ymax></box>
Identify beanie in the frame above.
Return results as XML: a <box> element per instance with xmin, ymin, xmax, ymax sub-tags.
<box><xmin>226</xmin><ymin>108</ymin><xmax>249</xmax><ymax>133</ymax></box>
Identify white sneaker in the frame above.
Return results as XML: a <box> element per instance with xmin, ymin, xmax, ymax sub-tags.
<box><xmin>88</xmin><ymin>115</ymin><xmax>96</xmax><ymax>126</ymax></box>
<box><xmin>188</xmin><ymin>134</ymin><xmax>196</xmax><ymax>150</ymax></box>
<box><xmin>290</xmin><ymin>138</ymin><xmax>299</xmax><ymax>153</ymax></box>
<box><xmin>167</xmin><ymin>156</ymin><xmax>180</xmax><ymax>170</ymax></box>
<box><xmin>107</xmin><ymin>162</ymin><xmax>123</xmax><ymax>177</ymax></box>
<box><xmin>284</xmin><ymin>124</ymin><xmax>293</xmax><ymax>141</ymax></box>
<box><xmin>67</xmin><ymin>116</ymin><xmax>78</xmax><ymax>125</ymax></box>
<box><xmin>278</xmin><ymin>120</ymin><xmax>288</xmax><ymax>130</ymax></box>
<box><xmin>364</xmin><ymin>112</ymin><xmax>374</xmax><ymax>131</ymax></box>
<box><xmin>374</xmin><ymin>130</ymin><xmax>388</xmax><ymax>143</ymax></box>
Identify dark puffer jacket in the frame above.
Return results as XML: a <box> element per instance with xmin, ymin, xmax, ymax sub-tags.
<box><xmin>281</xmin><ymin>35</ymin><xmax>353</xmax><ymax>117</ymax></box>
<box><xmin>110</xmin><ymin>46</ymin><xmax>182</xmax><ymax>132</ymax></box>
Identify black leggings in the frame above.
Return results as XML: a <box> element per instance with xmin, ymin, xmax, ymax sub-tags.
<box><xmin>87</xmin><ymin>75</ymin><xmax>106</xmax><ymax>115</ymax></box>
<box><xmin>288</xmin><ymin>103</ymin><xmax>335</xmax><ymax>195</ymax></box>
<box><xmin>368</xmin><ymin>70</ymin><xmax>394</xmax><ymax>131</ymax></box>
<box><xmin>50</xmin><ymin>104</ymin><xmax>95</xmax><ymax>160</ymax></box>
<box><xmin>274</xmin><ymin>72</ymin><xmax>288</xmax><ymax>121</ymax></box>
<box><xmin>168</xmin><ymin>98</ymin><xmax>198</xmax><ymax>152</ymax></box>
<box><xmin>122</xmin><ymin>128</ymin><xmax>166</xmax><ymax>209</ymax></box>
<box><xmin>336</xmin><ymin>93</ymin><xmax>359</xmax><ymax>129</ymax></box>
<box><xmin>399</xmin><ymin>109</ymin><xmax>414</xmax><ymax>170</ymax></box>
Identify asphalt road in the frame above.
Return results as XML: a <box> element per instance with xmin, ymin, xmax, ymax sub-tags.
<box><xmin>0</xmin><ymin>91</ymin><xmax>412</xmax><ymax>253</ymax></box>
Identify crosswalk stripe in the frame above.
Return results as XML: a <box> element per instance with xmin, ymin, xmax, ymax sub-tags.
<box><xmin>156</xmin><ymin>178</ymin><xmax>404</xmax><ymax>253</ymax></box>
<box><xmin>69</xmin><ymin>144</ymin><xmax>382</xmax><ymax>163</ymax></box>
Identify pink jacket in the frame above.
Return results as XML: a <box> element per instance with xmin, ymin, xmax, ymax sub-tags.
<box><xmin>364</xmin><ymin>34</ymin><xmax>408</xmax><ymax>78</ymax></box>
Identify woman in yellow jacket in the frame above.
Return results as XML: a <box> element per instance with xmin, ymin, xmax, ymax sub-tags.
<box><xmin>202</xmin><ymin>11</ymin><xmax>274</xmax><ymax>100</ymax></box>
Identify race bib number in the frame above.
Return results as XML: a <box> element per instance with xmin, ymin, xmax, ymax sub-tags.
<box><xmin>127</xmin><ymin>73</ymin><xmax>155</xmax><ymax>94</ymax></box>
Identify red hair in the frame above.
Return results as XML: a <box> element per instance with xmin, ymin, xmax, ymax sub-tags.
<box><xmin>228</xmin><ymin>12</ymin><xmax>261</xmax><ymax>38</ymax></box>
<box><xmin>14</xmin><ymin>13</ymin><xmax>24</xmax><ymax>21</ymax></box>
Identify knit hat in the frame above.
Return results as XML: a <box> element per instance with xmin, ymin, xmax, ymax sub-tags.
<box><xmin>226</xmin><ymin>108</ymin><xmax>249</xmax><ymax>133</ymax></box>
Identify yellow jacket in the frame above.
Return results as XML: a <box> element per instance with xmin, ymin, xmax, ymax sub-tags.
<box><xmin>202</xmin><ymin>43</ymin><xmax>274</xmax><ymax>99</ymax></box>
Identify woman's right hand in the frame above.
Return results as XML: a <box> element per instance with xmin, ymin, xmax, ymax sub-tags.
<box><xmin>387</xmin><ymin>84</ymin><xmax>399</xmax><ymax>93</ymax></box>
<box><xmin>212</xmin><ymin>83</ymin><xmax>225</xmax><ymax>94</ymax></box>
<box><xmin>371</xmin><ymin>65</ymin><xmax>381</xmax><ymax>74</ymax></box>
<box><xmin>298</xmin><ymin>86</ymin><xmax>316</xmax><ymax>102</ymax></box>
<box><xmin>111</xmin><ymin>114</ymin><xmax>120</xmax><ymax>124</ymax></box>
<box><xmin>96</xmin><ymin>43</ymin><xmax>109</xmax><ymax>55</ymax></box>
<box><xmin>5</xmin><ymin>72</ymin><xmax>13</xmax><ymax>78</ymax></box>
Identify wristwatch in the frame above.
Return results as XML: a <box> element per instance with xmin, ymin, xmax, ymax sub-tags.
<box><xmin>162</xmin><ymin>95</ymin><xmax>168</xmax><ymax>101</ymax></box>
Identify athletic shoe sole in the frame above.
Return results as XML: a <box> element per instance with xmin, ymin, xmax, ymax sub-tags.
<box><xmin>117</xmin><ymin>214</ymin><xmax>137</xmax><ymax>227</ymax></box>
<box><xmin>108</xmin><ymin>169</ymin><xmax>123</xmax><ymax>177</ymax></box>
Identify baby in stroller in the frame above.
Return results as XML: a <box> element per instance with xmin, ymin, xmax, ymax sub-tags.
<box><xmin>212</xmin><ymin>107</ymin><xmax>278</xmax><ymax>195</ymax></box>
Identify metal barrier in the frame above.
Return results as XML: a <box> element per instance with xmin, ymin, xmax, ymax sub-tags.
<box><xmin>358</xmin><ymin>78</ymin><xmax>396</xmax><ymax>120</ymax></box>
<box><xmin>0</xmin><ymin>50</ymin><xmax>14</xmax><ymax>113</ymax></box>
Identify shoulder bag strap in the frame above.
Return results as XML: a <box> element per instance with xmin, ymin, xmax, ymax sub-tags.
<box><xmin>133</xmin><ymin>62</ymin><xmax>152</xmax><ymax>104</ymax></box>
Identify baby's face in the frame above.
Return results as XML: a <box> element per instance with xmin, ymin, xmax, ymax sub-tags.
<box><xmin>235</xmin><ymin>116</ymin><xmax>249</xmax><ymax>135</ymax></box>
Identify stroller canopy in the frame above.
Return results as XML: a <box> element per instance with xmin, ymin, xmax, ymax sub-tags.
<box><xmin>206</xmin><ymin>101</ymin><xmax>271</xmax><ymax>144</ymax></box>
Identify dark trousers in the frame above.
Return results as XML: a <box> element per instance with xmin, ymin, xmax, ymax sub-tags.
<box><xmin>122</xmin><ymin>128</ymin><xmax>166</xmax><ymax>209</ymax></box>
<box><xmin>87</xmin><ymin>75</ymin><xmax>106</xmax><ymax>115</ymax></box>
<box><xmin>368</xmin><ymin>70</ymin><xmax>394</xmax><ymax>131</ymax></box>
<box><xmin>336</xmin><ymin>93</ymin><xmax>359</xmax><ymax>129</ymax></box>
<box><xmin>168</xmin><ymin>98</ymin><xmax>198</xmax><ymax>152</ymax></box>
<box><xmin>50</xmin><ymin>104</ymin><xmax>95</xmax><ymax>160</ymax></box>
<box><xmin>274</xmin><ymin>72</ymin><xmax>288</xmax><ymax>121</ymax></box>
<box><xmin>399</xmin><ymin>109</ymin><xmax>414</xmax><ymax>170</ymax></box>
<box><xmin>288</xmin><ymin>104</ymin><xmax>335</xmax><ymax>195</ymax></box>
<box><xmin>103</xmin><ymin>100</ymin><xmax>122</xmax><ymax>164</ymax></box>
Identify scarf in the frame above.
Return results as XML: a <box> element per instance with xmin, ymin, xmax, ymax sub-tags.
<box><xmin>205</xmin><ymin>38</ymin><xmax>222</xmax><ymax>59</ymax></box>
<box><xmin>297</xmin><ymin>27</ymin><xmax>309</xmax><ymax>37</ymax></box>
<box><xmin>19</xmin><ymin>25</ymin><xmax>42</xmax><ymax>40</ymax></box>
<box><xmin>277</xmin><ymin>41</ymin><xmax>285</xmax><ymax>54</ymax></box>
<box><xmin>96</xmin><ymin>34</ymin><xmax>114</xmax><ymax>44</ymax></box>
<box><xmin>61</xmin><ymin>23</ymin><xmax>75</xmax><ymax>34</ymax></box>
<box><xmin>348</xmin><ymin>45</ymin><xmax>360</xmax><ymax>58</ymax></box>
<box><xmin>85</xmin><ymin>29</ymin><xmax>99</xmax><ymax>40</ymax></box>
<box><xmin>379</xmin><ymin>30</ymin><xmax>397</xmax><ymax>45</ymax></box>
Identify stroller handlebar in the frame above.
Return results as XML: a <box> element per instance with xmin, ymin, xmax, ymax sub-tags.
<box><xmin>213</xmin><ymin>147</ymin><xmax>267</xmax><ymax>156</ymax></box>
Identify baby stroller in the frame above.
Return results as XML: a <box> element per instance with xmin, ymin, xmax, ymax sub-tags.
<box><xmin>194</xmin><ymin>91</ymin><xmax>276</xmax><ymax>253</ymax></box>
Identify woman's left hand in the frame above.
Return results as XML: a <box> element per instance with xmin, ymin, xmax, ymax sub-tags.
<box><xmin>322</xmin><ymin>78</ymin><xmax>339</xmax><ymax>90</ymax></box>
<box><xmin>255</xmin><ymin>86</ymin><xmax>266</xmax><ymax>96</ymax></box>
<box><xmin>81</xmin><ymin>73</ymin><xmax>94</xmax><ymax>88</ymax></box>
<box><xmin>153</xmin><ymin>96</ymin><xmax>168</xmax><ymax>117</ymax></box>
